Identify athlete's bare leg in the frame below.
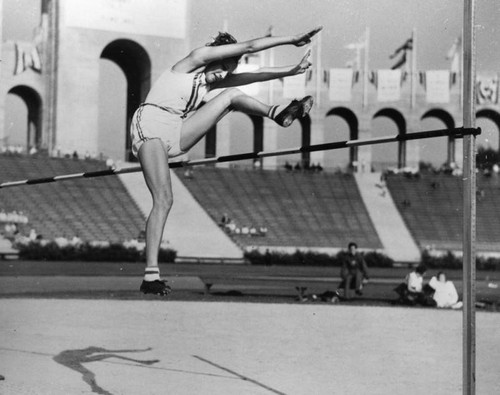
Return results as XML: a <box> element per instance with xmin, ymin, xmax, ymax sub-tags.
<box><xmin>180</xmin><ymin>88</ymin><xmax>272</xmax><ymax>152</ymax></box>
<box><xmin>137</xmin><ymin>139</ymin><xmax>173</xmax><ymax>270</ymax></box>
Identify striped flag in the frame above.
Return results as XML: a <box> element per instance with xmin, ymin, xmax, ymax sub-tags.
<box><xmin>446</xmin><ymin>36</ymin><xmax>461</xmax><ymax>73</ymax></box>
<box><xmin>13</xmin><ymin>43</ymin><xmax>42</xmax><ymax>75</ymax></box>
<box><xmin>390</xmin><ymin>37</ymin><xmax>413</xmax><ymax>70</ymax></box>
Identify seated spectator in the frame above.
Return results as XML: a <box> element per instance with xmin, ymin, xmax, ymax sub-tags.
<box><xmin>259</xmin><ymin>226</ymin><xmax>268</xmax><ymax>236</ymax></box>
<box><xmin>241</xmin><ymin>225</ymin><xmax>250</xmax><ymax>235</ymax></box>
<box><xmin>105</xmin><ymin>158</ymin><xmax>116</xmax><ymax>170</ymax></box>
<box><xmin>284</xmin><ymin>161</ymin><xmax>293</xmax><ymax>171</ymax></box>
<box><xmin>249</xmin><ymin>226</ymin><xmax>258</xmax><ymax>236</ymax></box>
<box><xmin>225</xmin><ymin>219</ymin><xmax>236</xmax><ymax>234</ymax></box>
<box><xmin>71</xmin><ymin>235</ymin><xmax>83</xmax><ymax>246</ymax></box>
<box><xmin>335</xmin><ymin>242</ymin><xmax>369</xmax><ymax>301</ymax></box>
<box><xmin>54</xmin><ymin>236</ymin><xmax>70</xmax><ymax>248</ymax></box>
<box><xmin>394</xmin><ymin>264</ymin><xmax>434</xmax><ymax>306</ymax></box>
<box><xmin>28</xmin><ymin>228</ymin><xmax>38</xmax><ymax>241</ymax></box>
<box><xmin>428</xmin><ymin>272</ymin><xmax>463</xmax><ymax>309</ymax></box>
<box><xmin>220</xmin><ymin>213</ymin><xmax>230</xmax><ymax>226</ymax></box>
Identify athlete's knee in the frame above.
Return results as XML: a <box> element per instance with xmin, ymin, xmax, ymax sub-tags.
<box><xmin>224</xmin><ymin>87</ymin><xmax>245</xmax><ymax>101</ymax></box>
<box><xmin>153</xmin><ymin>188</ymin><xmax>174</xmax><ymax>212</ymax></box>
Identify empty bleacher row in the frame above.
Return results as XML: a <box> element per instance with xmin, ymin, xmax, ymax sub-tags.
<box><xmin>386</xmin><ymin>173</ymin><xmax>500</xmax><ymax>252</ymax></box>
<box><xmin>0</xmin><ymin>155</ymin><xmax>144</xmax><ymax>243</ymax></box>
<box><xmin>175</xmin><ymin>167</ymin><xmax>383</xmax><ymax>250</ymax></box>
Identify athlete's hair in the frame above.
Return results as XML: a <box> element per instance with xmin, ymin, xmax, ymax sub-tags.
<box><xmin>348</xmin><ymin>242</ymin><xmax>358</xmax><ymax>250</ymax></box>
<box><xmin>205</xmin><ymin>32</ymin><xmax>242</xmax><ymax>65</ymax></box>
<box><xmin>206</xmin><ymin>32</ymin><xmax>238</xmax><ymax>47</ymax></box>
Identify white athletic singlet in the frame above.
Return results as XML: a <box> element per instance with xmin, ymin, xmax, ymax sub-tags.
<box><xmin>130</xmin><ymin>68</ymin><xmax>209</xmax><ymax>158</ymax></box>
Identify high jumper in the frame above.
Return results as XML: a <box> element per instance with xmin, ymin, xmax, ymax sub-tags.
<box><xmin>131</xmin><ymin>26</ymin><xmax>323</xmax><ymax>295</ymax></box>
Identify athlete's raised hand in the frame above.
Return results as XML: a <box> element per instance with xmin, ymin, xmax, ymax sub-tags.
<box><xmin>292</xmin><ymin>49</ymin><xmax>313</xmax><ymax>74</ymax></box>
<box><xmin>293</xmin><ymin>26</ymin><xmax>323</xmax><ymax>47</ymax></box>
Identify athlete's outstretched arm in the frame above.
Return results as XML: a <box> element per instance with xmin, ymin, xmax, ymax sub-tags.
<box><xmin>211</xmin><ymin>51</ymin><xmax>313</xmax><ymax>89</ymax></box>
<box><xmin>174</xmin><ymin>26</ymin><xmax>322</xmax><ymax>72</ymax></box>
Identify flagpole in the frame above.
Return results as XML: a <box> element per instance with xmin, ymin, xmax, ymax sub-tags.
<box><xmin>363</xmin><ymin>27</ymin><xmax>370</xmax><ymax>109</ymax></box>
<box><xmin>411</xmin><ymin>28</ymin><xmax>417</xmax><ymax>109</ymax></box>
<box><xmin>315</xmin><ymin>30</ymin><xmax>322</xmax><ymax>108</ymax></box>
<box><xmin>268</xmin><ymin>26</ymin><xmax>275</xmax><ymax>104</ymax></box>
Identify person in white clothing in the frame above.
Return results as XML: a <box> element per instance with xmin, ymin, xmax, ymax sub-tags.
<box><xmin>394</xmin><ymin>264</ymin><xmax>430</xmax><ymax>305</ymax></box>
<box><xmin>132</xmin><ymin>26</ymin><xmax>323</xmax><ymax>296</ymax></box>
<box><xmin>429</xmin><ymin>272</ymin><xmax>463</xmax><ymax>309</ymax></box>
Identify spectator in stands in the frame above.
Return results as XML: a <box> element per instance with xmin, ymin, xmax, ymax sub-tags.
<box><xmin>428</xmin><ymin>272</ymin><xmax>462</xmax><ymax>309</ymax></box>
<box><xmin>394</xmin><ymin>264</ymin><xmax>433</xmax><ymax>306</ymax></box>
<box><xmin>29</xmin><ymin>228</ymin><xmax>38</xmax><ymax>241</ymax></box>
<box><xmin>71</xmin><ymin>235</ymin><xmax>83</xmax><ymax>246</ymax></box>
<box><xmin>105</xmin><ymin>158</ymin><xmax>116</xmax><ymax>170</ymax></box>
<box><xmin>220</xmin><ymin>213</ymin><xmax>230</xmax><ymax>226</ymax></box>
<box><xmin>284</xmin><ymin>161</ymin><xmax>293</xmax><ymax>171</ymax></box>
<box><xmin>336</xmin><ymin>242</ymin><xmax>370</xmax><ymax>300</ymax></box>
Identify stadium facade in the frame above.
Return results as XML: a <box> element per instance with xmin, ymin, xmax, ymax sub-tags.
<box><xmin>1</xmin><ymin>0</ymin><xmax>499</xmax><ymax>172</ymax></box>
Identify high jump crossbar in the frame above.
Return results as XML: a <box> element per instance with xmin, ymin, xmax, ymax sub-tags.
<box><xmin>0</xmin><ymin>127</ymin><xmax>479</xmax><ymax>189</ymax></box>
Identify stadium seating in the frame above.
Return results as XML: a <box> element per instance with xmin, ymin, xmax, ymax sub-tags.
<box><xmin>0</xmin><ymin>155</ymin><xmax>144</xmax><ymax>242</ymax></box>
<box><xmin>386</xmin><ymin>173</ymin><xmax>500</xmax><ymax>252</ymax></box>
<box><xmin>175</xmin><ymin>167</ymin><xmax>382</xmax><ymax>250</ymax></box>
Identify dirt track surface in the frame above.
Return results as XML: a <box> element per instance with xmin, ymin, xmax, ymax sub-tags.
<box><xmin>0</xmin><ymin>299</ymin><xmax>499</xmax><ymax>395</ymax></box>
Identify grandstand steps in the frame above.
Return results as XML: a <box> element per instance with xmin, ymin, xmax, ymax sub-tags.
<box><xmin>178</xmin><ymin>167</ymin><xmax>382</xmax><ymax>252</ymax></box>
<box><xmin>0</xmin><ymin>156</ymin><xmax>144</xmax><ymax>243</ymax></box>
<box><xmin>354</xmin><ymin>172</ymin><xmax>420</xmax><ymax>263</ymax></box>
<box><xmin>118</xmin><ymin>163</ymin><xmax>244</xmax><ymax>260</ymax></box>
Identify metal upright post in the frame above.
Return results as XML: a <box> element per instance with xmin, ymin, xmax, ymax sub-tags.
<box><xmin>462</xmin><ymin>1</ymin><xmax>477</xmax><ymax>394</ymax></box>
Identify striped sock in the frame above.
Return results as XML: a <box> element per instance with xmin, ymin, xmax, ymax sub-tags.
<box><xmin>267</xmin><ymin>105</ymin><xmax>279</xmax><ymax>119</ymax></box>
<box><xmin>144</xmin><ymin>267</ymin><xmax>160</xmax><ymax>281</ymax></box>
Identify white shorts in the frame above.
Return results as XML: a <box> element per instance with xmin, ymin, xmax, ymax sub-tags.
<box><xmin>130</xmin><ymin>104</ymin><xmax>186</xmax><ymax>158</ymax></box>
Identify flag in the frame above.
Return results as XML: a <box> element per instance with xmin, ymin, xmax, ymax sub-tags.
<box><xmin>14</xmin><ymin>44</ymin><xmax>25</xmax><ymax>75</ymax></box>
<box><xmin>377</xmin><ymin>70</ymin><xmax>401</xmax><ymax>102</ymax></box>
<box><xmin>425</xmin><ymin>70</ymin><xmax>450</xmax><ymax>103</ymax></box>
<box><xmin>390</xmin><ymin>37</ymin><xmax>412</xmax><ymax>69</ymax></box>
<box><xmin>329</xmin><ymin>68</ymin><xmax>354</xmax><ymax>101</ymax></box>
<box><xmin>345</xmin><ymin>31</ymin><xmax>367</xmax><ymax>70</ymax></box>
<box><xmin>446</xmin><ymin>36</ymin><xmax>461</xmax><ymax>73</ymax></box>
<box><xmin>476</xmin><ymin>75</ymin><xmax>499</xmax><ymax>105</ymax></box>
<box><xmin>13</xmin><ymin>43</ymin><xmax>42</xmax><ymax>75</ymax></box>
<box><xmin>391</xmin><ymin>51</ymin><xmax>407</xmax><ymax>70</ymax></box>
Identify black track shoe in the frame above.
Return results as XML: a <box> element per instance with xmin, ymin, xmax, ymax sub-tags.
<box><xmin>140</xmin><ymin>280</ymin><xmax>172</xmax><ymax>296</ymax></box>
<box><xmin>274</xmin><ymin>96</ymin><xmax>314</xmax><ymax>127</ymax></box>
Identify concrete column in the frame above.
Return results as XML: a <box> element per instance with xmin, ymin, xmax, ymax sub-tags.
<box><xmin>309</xmin><ymin>109</ymin><xmax>325</xmax><ymax>167</ymax></box>
<box><xmin>215</xmin><ymin>116</ymin><xmax>231</xmax><ymax>168</ymax></box>
<box><xmin>356</xmin><ymin>115</ymin><xmax>372</xmax><ymax>173</ymax></box>
<box><xmin>405</xmin><ymin>116</ymin><xmax>421</xmax><ymax>169</ymax></box>
<box><xmin>262</xmin><ymin>119</ymin><xmax>279</xmax><ymax>169</ymax></box>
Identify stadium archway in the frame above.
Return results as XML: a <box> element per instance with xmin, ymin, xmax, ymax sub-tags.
<box><xmin>421</xmin><ymin>108</ymin><xmax>456</xmax><ymax>164</ymax></box>
<box><xmin>373</xmin><ymin>108</ymin><xmax>406</xmax><ymax>168</ymax></box>
<box><xmin>476</xmin><ymin>109</ymin><xmax>500</xmax><ymax>150</ymax></box>
<box><xmin>297</xmin><ymin>115</ymin><xmax>311</xmax><ymax>166</ymax></box>
<box><xmin>325</xmin><ymin>107</ymin><xmax>359</xmax><ymax>169</ymax></box>
<box><xmin>100</xmin><ymin>39</ymin><xmax>151</xmax><ymax>161</ymax></box>
<box><xmin>4</xmin><ymin>85</ymin><xmax>42</xmax><ymax>151</ymax></box>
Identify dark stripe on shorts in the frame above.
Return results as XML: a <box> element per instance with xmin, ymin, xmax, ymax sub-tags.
<box><xmin>135</xmin><ymin>105</ymin><xmax>147</xmax><ymax>141</ymax></box>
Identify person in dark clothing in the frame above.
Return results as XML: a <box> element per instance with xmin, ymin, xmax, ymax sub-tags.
<box><xmin>338</xmin><ymin>242</ymin><xmax>370</xmax><ymax>300</ymax></box>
